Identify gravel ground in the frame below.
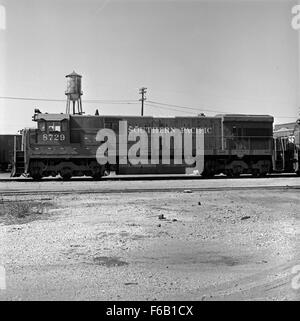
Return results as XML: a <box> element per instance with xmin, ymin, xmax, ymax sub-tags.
<box><xmin>0</xmin><ymin>187</ymin><xmax>299</xmax><ymax>301</ymax></box>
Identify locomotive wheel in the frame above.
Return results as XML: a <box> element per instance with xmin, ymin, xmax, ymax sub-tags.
<box><xmin>60</xmin><ymin>167</ymin><xmax>72</xmax><ymax>181</ymax></box>
<box><xmin>258</xmin><ymin>172</ymin><xmax>267</xmax><ymax>177</ymax></box>
<box><xmin>226</xmin><ymin>170</ymin><xmax>234</xmax><ymax>178</ymax></box>
<box><xmin>30</xmin><ymin>161</ymin><xmax>44</xmax><ymax>180</ymax></box>
<box><xmin>32</xmin><ymin>174</ymin><xmax>42</xmax><ymax>181</ymax></box>
<box><xmin>103</xmin><ymin>169</ymin><xmax>110</xmax><ymax>176</ymax></box>
<box><xmin>226</xmin><ymin>170</ymin><xmax>240</xmax><ymax>178</ymax></box>
<box><xmin>252</xmin><ymin>160</ymin><xmax>270</xmax><ymax>177</ymax></box>
<box><xmin>89</xmin><ymin>161</ymin><xmax>104</xmax><ymax>180</ymax></box>
<box><xmin>61</xmin><ymin>174</ymin><xmax>72</xmax><ymax>181</ymax></box>
<box><xmin>231</xmin><ymin>165</ymin><xmax>243</xmax><ymax>178</ymax></box>
<box><xmin>92</xmin><ymin>173</ymin><xmax>102</xmax><ymax>180</ymax></box>
<box><xmin>201</xmin><ymin>160</ymin><xmax>215</xmax><ymax>178</ymax></box>
<box><xmin>92</xmin><ymin>169</ymin><xmax>110</xmax><ymax>180</ymax></box>
<box><xmin>201</xmin><ymin>170</ymin><xmax>214</xmax><ymax>178</ymax></box>
<box><xmin>252</xmin><ymin>169</ymin><xmax>267</xmax><ymax>177</ymax></box>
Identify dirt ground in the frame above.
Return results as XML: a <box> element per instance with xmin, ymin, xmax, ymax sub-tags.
<box><xmin>0</xmin><ymin>188</ymin><xmax>299</xmax><ymax>301</ymax></box>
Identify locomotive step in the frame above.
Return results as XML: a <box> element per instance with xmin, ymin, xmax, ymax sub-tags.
<box><xmin>11</xmin><ymin>149</ymin><xmax>25</xmax><ymax>177</ymax></box>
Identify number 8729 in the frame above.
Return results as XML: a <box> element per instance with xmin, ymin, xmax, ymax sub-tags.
<box><xmin>42</xmin><ymin>133</ymin><xmax>65</xmax><ymax>141</ymax></box>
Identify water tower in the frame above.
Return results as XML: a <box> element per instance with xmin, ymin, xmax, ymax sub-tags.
<box><xmin>65</xmin><ymin>71</ymin><xmax>83</xmax><ymax>115</ymax></box>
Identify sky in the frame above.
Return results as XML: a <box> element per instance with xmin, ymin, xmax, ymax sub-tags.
<box><xmin>0</xmin><ymin>0</ymin><xmax>299</xmax><ymax>134</ymax></box>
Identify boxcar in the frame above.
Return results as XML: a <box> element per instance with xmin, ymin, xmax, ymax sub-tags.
<box><xmin>0</xmin><ymin>135</ymin><xmax>22</xmax><ymax>172</ymax></box>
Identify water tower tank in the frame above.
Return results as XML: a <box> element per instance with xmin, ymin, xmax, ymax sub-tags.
<box><xmin>65</xmin><ymin>71</ymin><xmax>83</xmax><ymax>114</ymax></box>
<box><xmin>65</xmin><ymin>71</ymin><xmax>82</xmax><ymax>101</ymax></box>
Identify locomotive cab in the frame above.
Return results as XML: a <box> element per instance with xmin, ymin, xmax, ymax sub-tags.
<box><xmin>34</xmin><ymin>113</ymin><xmax>70</xmax><ymax>145</ymax></box>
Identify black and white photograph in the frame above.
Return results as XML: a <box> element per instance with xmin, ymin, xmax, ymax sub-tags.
<box><xmin>0</xmin><ymin>0</ymin><xmax>300</xmax><ymax>307</ymax></box>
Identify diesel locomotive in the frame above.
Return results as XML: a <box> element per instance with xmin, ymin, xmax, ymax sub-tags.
<box><xmin>7</xmin><ymin>72</ymin><xmax>300</xmax><ymax>179</ymax></box>
<box><xmin>10</xmin><ymin>111</ymin><xmax>276</xmax><ymax>180</ymax></box>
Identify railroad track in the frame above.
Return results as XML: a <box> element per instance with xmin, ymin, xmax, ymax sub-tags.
<box><xmin>0</xmin><ymin>172</ymin><xmax>298</xmax><ymax>183</ymax></box>
<box><xmin>1</xmin><ymin>184</ymin><xmax>300</xmax><ymax>196</ymax></box>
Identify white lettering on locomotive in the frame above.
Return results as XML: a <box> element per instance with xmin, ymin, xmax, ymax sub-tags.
<box><xmin>42</xmin><ymin>133</ymin><xmax>65</xmax><ymax>141</ymax></box>
<box><xmin>95</xmin><ymin>120</ymin><xmax>204</xmax><ymax>172</ymax></box>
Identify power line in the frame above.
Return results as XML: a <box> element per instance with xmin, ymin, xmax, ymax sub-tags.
<box><xmin>147</xmin><ymin>100</ymin><xmax>298</xmax><ymax>119</ymax></box>
<box><xmin>147</xmin><ymin>100</ymin><xmax>225</xmax><ymax>114</ymax></box>
<box><xmin>0</xmin><ymin>96</ymin><xmax>297</xmax><ymax>119</ymax></box>
<box><xmin>0</xmin><ymin>96</ymin><xmax>138</xmax><ymax>104</ymax></box>
<box><xmin>0</xmin><ymin>96</ymin><xmax>64</xmax><ymax>102</ymax></box>
<box><xmin>145</xmin><ymin>103</ymin><xmax>198</xmax><ymax>115</ymax></box>
<box><xmin>84</xmin><ymin>100</ymin><xmax>138</xmax><ymax>104</ymax></box>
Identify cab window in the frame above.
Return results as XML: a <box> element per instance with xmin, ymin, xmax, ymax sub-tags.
<box><xmin>38</xmin><ymin>121</ymin><xmax>46</xmax><ymax>132</ymax></box>
<box><xmin>47</xmin><ymin>121</ymin><xmax>61</xmax><ymax>132</ymax></box>
<box><xmin>61</xmin><ymin>120</ymin><xmax>67</xmax><ymax>131</ymax></box>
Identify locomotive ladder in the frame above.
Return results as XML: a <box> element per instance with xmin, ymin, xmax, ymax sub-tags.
<box><xmin>10</xmin><ymin>136</ymin><xmax>25</xmax><ymax>177</ymax></box>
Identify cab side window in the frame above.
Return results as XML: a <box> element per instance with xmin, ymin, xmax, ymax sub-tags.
<box><xmin>38</xmin><ymin>121</ymin><xmax>46</xmax><ymax>132</ymax></box>
<box><xmin>61</xmin><ymin>120</ymin><xmax>67</xmax><ymax>131</ymax></box>
<box><xmin>47</xmin><ymin>122</ymin><xmax>61</xmax><ymax>132</ymax></box>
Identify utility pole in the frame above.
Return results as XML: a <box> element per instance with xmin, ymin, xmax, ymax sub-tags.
<box><xmin>139</xmin><ymin>87</ymin><xmax>147</xmax><ymax>116</ymax></box>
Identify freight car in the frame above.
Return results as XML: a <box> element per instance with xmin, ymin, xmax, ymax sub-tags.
<box><xmin>11</xmin><ymin>110</ymin><xmax>275</xmax><ymax>180</ymax></box>
<box><xmin>0</xmin><ymin>135</ymin><xmax>22</xmax><ymax>172</ymax></box>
